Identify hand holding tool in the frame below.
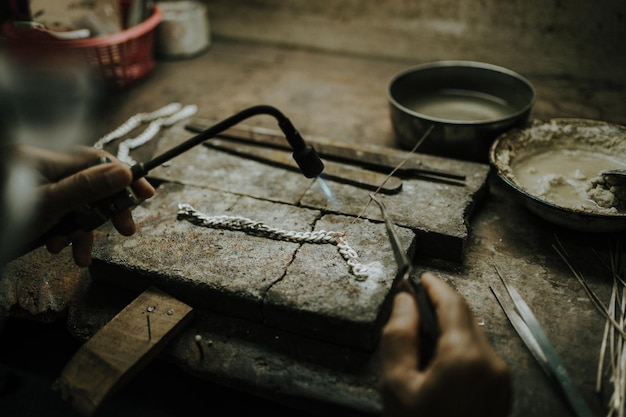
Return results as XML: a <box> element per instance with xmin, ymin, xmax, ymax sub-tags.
<box><xmin>369</xmin><ymin>194</ymin><xmax>440</xmax><ymax>367</ymax></box>
<box><xmin>12</xmin><ymin>156</ymin><xmax>143</xmax><ymax>259</ymax></box>
<box><xmin>14</xmin><ymin>105</ymin><xmax>324</xmax><ymax>259</ymax></box>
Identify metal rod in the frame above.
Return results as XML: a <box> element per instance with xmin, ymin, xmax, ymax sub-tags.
<box><xmin>369</xmin><ymin>194</ymin><xmax>411</xmax><ymax>272</ymax></box>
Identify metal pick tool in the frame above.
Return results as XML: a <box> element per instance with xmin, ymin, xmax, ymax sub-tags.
<box><xmin>490</xmin><ymin>264</ymin><xmax>594</xmax><ymax>417</ymax></box>
<box><xmin>369</xmin><ymin>194</ymin><xmax>440</xmax><ymax>367</ymax></box>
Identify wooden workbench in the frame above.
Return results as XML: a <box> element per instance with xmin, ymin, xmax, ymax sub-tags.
<box><xmin>2</xmin><ymin>40</ymin><xmax>625</xmax><ymax>416</ymax></box>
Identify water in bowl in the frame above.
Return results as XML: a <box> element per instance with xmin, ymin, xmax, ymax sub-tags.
<box><xmin>405</xmin><ymin>89</ymin><xmax>516</xmax><ymax>121</ymax></box>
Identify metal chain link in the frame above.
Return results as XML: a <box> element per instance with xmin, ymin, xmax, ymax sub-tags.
<box><xmin>93</xmin><ymin>103</ymin><xmax>183</xmax><ymax>149</ymax></box>
<box><xmin>177</xmin><ymin>203</ymin><xmax>373</xmax><ymax>280</ymax></box>
<box><xmin>93</xmin><ymin>103</ymin><xmax>198</xmax><ymax>165</ymax></box>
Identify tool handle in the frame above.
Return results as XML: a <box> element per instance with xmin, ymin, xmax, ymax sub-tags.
<box><xmin>410</xmin><ymin>279</ymin><xmax>440</xmax><ymax>368</ymax></box>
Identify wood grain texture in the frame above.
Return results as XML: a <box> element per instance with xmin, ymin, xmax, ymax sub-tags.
<box><xmin>53</xmin><ymin>286</ymin><xmax>194</xmax><ymax>416</ymax></box>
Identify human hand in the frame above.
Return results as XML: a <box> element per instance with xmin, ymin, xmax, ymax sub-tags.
<box><xmin>12</xmin><ymin>144</ymin><xmax>155</xmax><ymax>266</ymax></box>
<box><xmin>380</xmin><ymin>272</ymin><xmax>512</xmax><ymax>417</ymax></box>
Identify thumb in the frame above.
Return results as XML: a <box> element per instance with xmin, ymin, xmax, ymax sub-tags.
<box><xmin>42</xmin><ymin>163</ymin><xmax>133</xmax><ymax>215</ymax></box>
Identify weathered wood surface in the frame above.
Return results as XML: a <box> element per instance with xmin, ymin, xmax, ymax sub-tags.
<box><xmin>53</xmin><ymin>287</ymin><xmax>193</xmax><ymax>416</ymax></box>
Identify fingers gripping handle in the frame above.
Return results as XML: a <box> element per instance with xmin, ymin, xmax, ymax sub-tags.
<box><xmin>12</xmin><ymin>158</ymin><xmax>141</xmax><ymax>260</ymax></box>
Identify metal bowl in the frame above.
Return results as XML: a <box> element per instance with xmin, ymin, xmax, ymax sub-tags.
<box><xmin>490</xmin><ymin>118</ymin><xmax>626</xmax><ymax>233</ymax></box>
<box><xmin>388</xmin><ymin>61</ymin><xmax>536</xmax><ymax>162</ymax></box>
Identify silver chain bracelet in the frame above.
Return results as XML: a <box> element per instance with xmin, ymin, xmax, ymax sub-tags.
<box><xmin>177</xmin><ymin>203</ymin><xmax>376</xmax><ymax>280</ymax></box>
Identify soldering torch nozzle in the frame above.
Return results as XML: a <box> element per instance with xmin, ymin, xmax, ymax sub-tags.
<box><xmin>293</xmin><ymin>144</ymin><xmax>324</xmax><ymax>178</ymax></box>
<box><xmin>278</xmin><ymin>117</ymin><xmax>324</xmax><ymax>178</ymax></box>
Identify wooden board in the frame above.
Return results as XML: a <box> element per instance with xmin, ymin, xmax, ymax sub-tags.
<box><xmin>53</xmin><ymin>286</ymin><xmax>194</xmax><ymax>416</ymax></box>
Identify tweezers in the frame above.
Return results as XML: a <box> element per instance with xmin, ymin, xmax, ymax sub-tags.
<box><xmin>369</xmin><ymin>194</ymin><xmax>439</xmax><ymax>367</ymax></box>
<box><xmin>490</xmin><ymin>264</ymin><xmax>594</xmax><ymax>417</ymax></box>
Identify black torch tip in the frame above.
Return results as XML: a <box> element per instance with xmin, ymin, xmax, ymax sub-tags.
<box><xmin>293</xmin><ymin>145</ymin><xmax>324</xmax><ymax>178</ymax></box>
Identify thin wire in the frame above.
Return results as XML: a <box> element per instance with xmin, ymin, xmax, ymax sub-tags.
<box><xmin>553</xmin><ymin>236</ymin><xmax>626</xmax><ymax>338</ymax></box>
<box><xmin>348</xmin><ymin>124</ymin><xmax>434</xmax><ymax>228</ymax></box>
<box><xmin>93</xmin><ymin>103</ymin><xmax>183</xmax><ymax>149</ymax></box>
<box><xmin>555</xmin><ymin>236</ymin><xmax>626</xmax><ymax>416</ymax></box>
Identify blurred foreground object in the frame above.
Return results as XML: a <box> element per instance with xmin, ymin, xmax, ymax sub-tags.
<box><xmin>0</xmin><ymin>34</ymin><xmax>102</xmax><ymax>266</ymax></box>
<box><xmin>1</xmin><ymin>1</ymin><xmax>162</xmax><ymax>88</ymax></box>
<box><xmin>29</xmin><ymin>0</ymin><xmax>122</xmax><ymax>38</ymax></box>
<box><xmin>155</xmin><ymin>1</ymin><xmax>210</xmax><ymax>59</ymax></box>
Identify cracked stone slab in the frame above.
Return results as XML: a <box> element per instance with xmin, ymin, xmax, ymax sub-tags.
<box><xmin>148</xmin><ymin>125</ymin><xmax>490</xmax><ymax>262</ymax></box>
<box><xmin>91</xmin><ymin>125</ymin><xmax>488</xmax><ymax>349</ymax></box>
<box><xmin>263</xmin><ymin>213</ymin><xmax>408</xmax><ymax>349</ymax></box>
<box><xmin>91</xmin><ymin>182</ymin><xmax>414</xmax><ymax>350</ymax></box>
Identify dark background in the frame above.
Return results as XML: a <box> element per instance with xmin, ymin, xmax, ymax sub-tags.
<box><xmin>0</xmin><ymin>316</ymin><xmax>318</xmax><ymax>416</ymax></box>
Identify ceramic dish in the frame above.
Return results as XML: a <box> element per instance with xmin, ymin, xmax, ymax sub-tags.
<box><xmin>489</xmin><ymin>118</ymin><xmax>626</xmax><ymax>232</ymax></box>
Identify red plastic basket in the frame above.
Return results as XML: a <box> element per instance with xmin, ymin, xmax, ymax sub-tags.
<box><xmin>2</xmin><ymin>5</ymin><xmax>162</xmax><ymax>88</ymax></box>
